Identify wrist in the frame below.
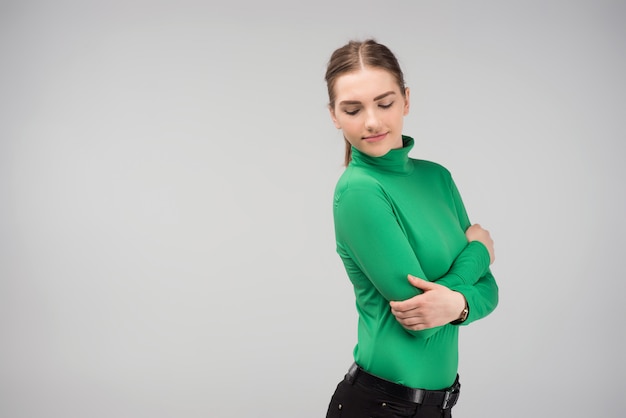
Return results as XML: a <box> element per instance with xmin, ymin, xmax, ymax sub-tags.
<box><xmin>450</xmin><ymin>293</ymin><xmax>469</xmax><ymax>325</ymax></box>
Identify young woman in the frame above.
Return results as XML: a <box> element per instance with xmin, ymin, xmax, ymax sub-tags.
<box><xmin>324</xmin><ymin>39</ymin><xmax>499</xmax><ymax>418</ymax></box>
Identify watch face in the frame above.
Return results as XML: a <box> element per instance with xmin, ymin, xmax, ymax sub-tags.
<box><xmin>459</xmin><ymin>307</ymin><xmax>468</xmax><ymax>322</ymax></box>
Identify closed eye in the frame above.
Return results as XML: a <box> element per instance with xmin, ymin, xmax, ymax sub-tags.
<box><xmin>379</xmin><ymin>102</ymin><xmax>394</xmax><ymax>109</ymax></box>
<box><xmin>344</xmin><ymin>108</ymin><xmax>360</xmax><ymax>116</ymax></box>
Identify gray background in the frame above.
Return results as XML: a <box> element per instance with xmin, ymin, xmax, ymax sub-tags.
<box><xmin>1</xmin><ymin>1</ymin><xmax>625</xmax><ymax>417</ymax></box>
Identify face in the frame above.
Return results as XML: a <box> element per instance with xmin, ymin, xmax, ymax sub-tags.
<box><xmin>330</xmin><ymin>67</ymin><xmax>410</xmax><ymax>158</ymax></box>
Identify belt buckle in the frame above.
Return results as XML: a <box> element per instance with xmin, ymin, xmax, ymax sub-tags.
<box><xmin>442</xmin><ymin>388</ymin><xmax>458</xmax><ymax>409</ymax></box>
<box><xmin>442</xmin><ymin>377</ymin><xmax>460</xmax><ymax>409</ymax></box>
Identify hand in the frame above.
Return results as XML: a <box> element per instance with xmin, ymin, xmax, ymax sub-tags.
<box><xmin>389</xmin><ymin>275</ymin><xmax>466</xmax><ymax>331</ymax></box>
<box><xmin>465</xmin><ymin>223</ymin><xmax>495</xmax><ymax>264</ymax></box>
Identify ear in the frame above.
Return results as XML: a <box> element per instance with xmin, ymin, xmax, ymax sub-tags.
<box><xmin>403</xmin><ymin>87</ymin><xmax>411</xmax><ymax>116</ymax></box>
<box><xmin>328</xmin><ymin>105</ymin><xmax>341</xmax><ymax>129</ymax></box>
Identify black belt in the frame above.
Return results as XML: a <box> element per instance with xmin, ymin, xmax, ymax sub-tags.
<box><xmin>345</xmin><ymin>363</ymin><xmax>460</xmax><ymax>410</ymax></box>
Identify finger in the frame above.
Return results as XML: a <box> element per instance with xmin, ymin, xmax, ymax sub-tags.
<box><xmin>391</xmin><ymin>306</ymin><xmax>421</xmax><ymax>318</ymax></box>
<box><xmin>407</xmin><ymin>275</ymin><xmax>437</xmax><ymax>291</ymax></box>
<box><xmin>402</xmin><ymin>322</ymin><xmax>428</xmax><ymax>331</ymax></box>
<box><xmin>395</xmin><ymin>315</ymin><xmax>425</xmax><ymax>327</ymax></box>
<box><xmin>390</xmin><ymin>299</ymin><xmax>420</xmax><ymax>312</ymax></box>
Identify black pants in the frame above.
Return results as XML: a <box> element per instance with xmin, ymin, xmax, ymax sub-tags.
<box><xmin>326</xmin><ymin>377</ymin><xmax>454</xmax><ymax>418</ymax></box>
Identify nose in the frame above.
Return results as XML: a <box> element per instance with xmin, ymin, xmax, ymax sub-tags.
<box><xmin>365</xmin><ymin>108</ymin><xmax>381</xmax><ymax>132</ymax></box>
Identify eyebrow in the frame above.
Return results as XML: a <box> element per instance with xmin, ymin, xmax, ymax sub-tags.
<box><xmin>338</xmin><ymin>91</ymin><xmax>396</xmax><ymax>106</ymax></box>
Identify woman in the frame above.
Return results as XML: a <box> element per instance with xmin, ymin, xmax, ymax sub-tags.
<box><xmin>324</xmin><ymin>39</ymin><xmax>499</xmax><ymax>418</ymax></box>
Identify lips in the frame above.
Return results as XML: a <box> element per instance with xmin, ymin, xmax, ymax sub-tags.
<box><xmin>363</xmin><ymin>132</ymin><xmax>387</xmax><ymax>143</ymax></box>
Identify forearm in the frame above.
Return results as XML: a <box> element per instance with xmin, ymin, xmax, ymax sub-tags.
<box><xmin>448</xmin><ymin>270</ymin><xmax>499</xmax><ymax>326</ymax></box>
<box><xmin>435</xmin><ymin>241</ymin><xmax>491</xmax><ymax>289</ymax></box>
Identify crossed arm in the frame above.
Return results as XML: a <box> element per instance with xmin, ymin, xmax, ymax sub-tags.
<box><xmin>390</xmin><ymin>224</ymin><xmax>495</xmax><ymax>331</ymax></box>
<box><xmin>335</xmin><ymin>175</ymin><xmax>498</xmax><ymax>336</ymax></box>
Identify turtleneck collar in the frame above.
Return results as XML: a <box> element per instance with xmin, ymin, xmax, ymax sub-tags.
<box><xmin>349</xmin><ymin>135</ymin><xmax>415</xmax><ymax>175</ymax></box>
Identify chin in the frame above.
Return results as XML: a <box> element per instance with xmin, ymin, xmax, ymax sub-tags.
<box><xmin>361</xmin><ymin>145</ymin><xmax>392</xmax><ymax>157</ymax></box>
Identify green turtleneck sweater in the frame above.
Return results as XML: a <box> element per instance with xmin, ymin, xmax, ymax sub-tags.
<box><xmin>333</xmin><ymin>136</ymin><xmax>498</xmax><ymax>390</ymax></box>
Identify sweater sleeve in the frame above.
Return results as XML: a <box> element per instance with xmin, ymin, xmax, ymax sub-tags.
<box><xmin>436</xmin><ymin>175</ymin><xmax>491</xmax><ymax>289</ymax></box>
<box><xmin>450</xmin><ymin>273</ymin><xmax>499</xmax><ymax>326</ymax></box>
<box><xmin>335</xmin><ymin>186</ymin><xmax>429</xmax><ymax>302</ymax></box>
<box><xmin>335</xmin><ymin>186</ymin><xmax>437</xmax><ymax>339</ymax></box>
<box><xmin>435</xmin><ymin>174</ymin><xmax>499</xmax><ymax>325</ymax></box>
